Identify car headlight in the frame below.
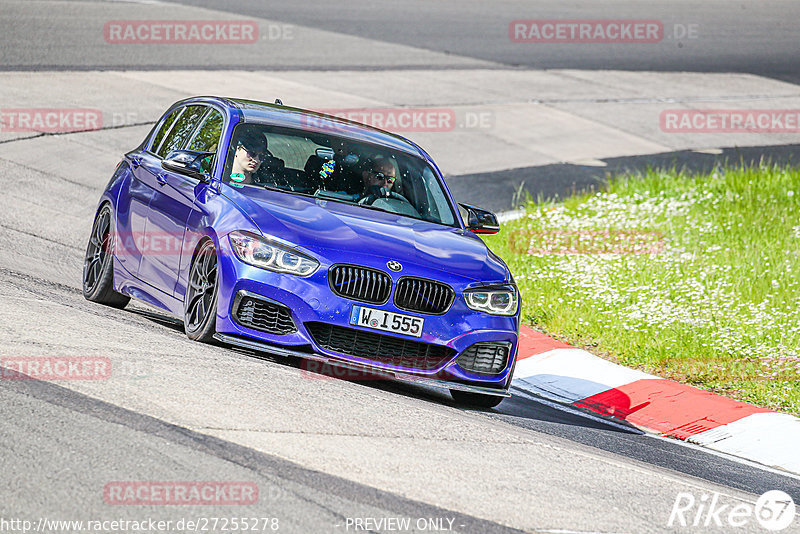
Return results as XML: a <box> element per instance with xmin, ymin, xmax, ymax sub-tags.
<box><xmin>228</xmin><ymin>231</ymin><xmax>319</xmax><ymax>276</ymax></box>
<box><xmin>464</xmin><ymin>285</ymin><xmax>518</xmax><ymax>316</ymax></box>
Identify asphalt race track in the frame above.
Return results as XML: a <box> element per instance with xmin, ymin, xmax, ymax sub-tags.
<box><xmin>1</xmin><ymin>1</ymin><xmax>800</xmax><ymax>533</ymax></box>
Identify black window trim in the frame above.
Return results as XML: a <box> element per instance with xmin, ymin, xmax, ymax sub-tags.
<box><xmin>183</xmin><ymin>107</ymin><xmax>214</xmax><ymax>150</ymax></box>
<box><xmin>148</xmin><ymin>106</ymin><xmax>185</xmax><ymax>157</ymax></box>
<box><xmin>183</xmin><ymin>104</ymin><xmax>227</xmax><ymax>178</ymax></box>
<box><xmin>155</xmin><ymin>105</ymin><xmax>206</xmax><ymax>159</ymax></box>
<box><xmin>148</xmin><ymin>103</ymin><xmax>228</xmax><ymax>183</ymax></box>
<box><xmin>149</xmin><ymin>104</ymin><xmax>216</xmax><ymax>159</ymax></box>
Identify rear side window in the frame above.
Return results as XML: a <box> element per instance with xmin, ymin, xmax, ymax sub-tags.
<box><xmin>156</xmin><ymin>105</ymin><xmax>207</xmax><ymax>158</ymax></box>
<box><xmin>186</xmin><ymin>109</ymin><xmax>224</xmax><ymax>153</ymax></box>
<box><xmin>186</xmin><ymin>109</ymin><xmax>224</xmax><ymax>173</ymax></box>
<box><xmin>150</xmin><ymin>108</ymin><xmax>182</xmax><ymax>155</ymax></box>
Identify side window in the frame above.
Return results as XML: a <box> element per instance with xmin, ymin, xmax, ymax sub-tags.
<box><xmin>156</xmin><ymin>105</ymin><xmax>207</xmax><ymax>158</ymax></box>
<box><xmin>186</xmin><ymin>109</ymin><xmax>224</xmax><ymax>153</ymax></box>
<box><xmin>149</xmin><ymin>108</ymin><xmax>182</xmax><ymax>155</ymax></box>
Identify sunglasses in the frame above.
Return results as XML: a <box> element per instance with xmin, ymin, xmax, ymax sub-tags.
<box><xmin>238</xmin><ymin>146</ymin><xmax>265</xmax><ymax>160</ymax></box>
<box><xmin>372</xmin><ymin>171</ymin><xmax>396</xmax><ymax>184</ymax></box>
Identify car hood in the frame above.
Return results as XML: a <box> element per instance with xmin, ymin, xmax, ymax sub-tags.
<box><xmin>222</xmin><ymin>186</ymin><xmax>509</xmax><ymax>283</ymax></box>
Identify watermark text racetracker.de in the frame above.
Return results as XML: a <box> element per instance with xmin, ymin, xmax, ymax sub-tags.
<box><xmin>0</xmin><ymin>108</ymin><xmax>144</xmax><ymax>133</ymax></box>
<box><xmin>508</xmin><ymin>229</ymin><xmax>665</xmax><ymax>256</ymax></box>
<box><xmin>103</xmin><ymin>20</ymin><xmax>293</xmax><ymax>44</ymax></box>
<box><xmin>0</xmin><ymin>108</ymin><xmax>101</xmax><ymax>133</ymax></box>
<box><xmin>0</xmin><ymin>356</ymin><xmax>176</xmax><ymax>382</ymax></box>
<box><xmin>300</xmin><ymin>359</ymin><xmax>391</xmax><ymax>382</ymax></box>
<box><xmin>668</xmin><ymin>489</ymin><xmax>796</xmax><ymax>531</ymax></box>
<box><xmin>304</xmin><ymin>108</ymin><xmax>494</xmax><ymax>133</ymax></box>
<box><xmin>113</xmin><ymin>231</ymin><xmax>200</xmax><ymax>257</ymax></box>
<box><xmin>1</xmin><ymin>357</ymin><xmax>111</xmax><ymax>381</ymax></box>
<box><xmin>104</xmin><ymin>481</ymin><xmax>259</xmax><ymax>506</ymax></box>
<box><xmin>509</xmin><ymin>19</ymin><xmax>699</xmax><ymax>43</ymax></box>
<box><xmin>661</xmin><ymin>109</ymin><xmax>800</xmax><ymax>133</ymax></box>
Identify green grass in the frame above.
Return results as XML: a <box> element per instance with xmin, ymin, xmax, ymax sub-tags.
<box><xmin>483</xmin><ymin>163</ymin><xmax>800</xmax><ymax>415</ymax></box>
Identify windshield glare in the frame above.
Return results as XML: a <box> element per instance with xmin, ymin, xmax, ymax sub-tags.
<box><xmin>223</xmin><ymin>123</ymin><xmax>457</xmax><ymax>226</ymax></box>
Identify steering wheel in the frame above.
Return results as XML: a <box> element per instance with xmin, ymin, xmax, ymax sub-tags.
<box><xmin>358</xmin><ymin>188</ymin><xmax>410</xmax><ymax>206</ymax></box>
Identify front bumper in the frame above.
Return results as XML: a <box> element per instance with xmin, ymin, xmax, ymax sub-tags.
<box><xmin>214</xmin><ymin>237</ymin><xmax>519</xmax><ymax>391</ymax></box>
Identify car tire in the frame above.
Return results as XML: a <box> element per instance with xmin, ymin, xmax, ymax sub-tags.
<box><xmin>184</xmin><ymin>239</ymin><xmax>219</xmax><ymax>342</ymax></box>
<box><xmin>82</xmin><ymin>203</ymin><xmax>130</xmax><ymax>309</ymax></box>
<box><xmin>450</xmin><ymin>389</ymin><xmax>505</xmax><ymax>409</ymax></box>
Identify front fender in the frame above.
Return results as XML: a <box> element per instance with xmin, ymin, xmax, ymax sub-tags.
<box><xmin>176</xmin><ymin>184</ymin><xmax>261</xmax><ymax>301</ymax></box>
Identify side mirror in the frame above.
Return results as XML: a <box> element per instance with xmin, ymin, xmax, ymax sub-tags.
<box><xmin>162</xmin><ymin>150</ymin><xmax>214</xmax><ymax>181</ymax></box>
<box><xmin>459</xmin><ymin>203</ymin><xmax>500</xmax><ymax>235</ymax></box>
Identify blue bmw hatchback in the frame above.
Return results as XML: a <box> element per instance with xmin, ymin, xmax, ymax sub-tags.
<box><xmin>83</xmin><ymin>96</ymin><xmax>520</xmax><ymax>407</ymax></box>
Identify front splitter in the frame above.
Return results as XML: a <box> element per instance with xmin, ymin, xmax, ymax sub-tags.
<box><xmin>214</xmin><ymin>333</ymin><xmax>510</xmax><ymax>398</ymax></box>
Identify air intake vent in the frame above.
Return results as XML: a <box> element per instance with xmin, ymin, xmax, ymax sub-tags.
<box><xmin>455</xmin><ymin>342</ymin><xmax>511</xmax><ymax>375</ymax></box>
<box><xmin>329</xmin><ymin>265</ymin><xmax>392</xmax><ymax>304</ymax></box>
<box><xmin>305</xmin><ymin>322</ymin><xmax>455</xmax><ymax>371</ymax></box>
<box><xmin>233</xmin><ymin>292</ymin><xmax>296</xmax><ymax>335</ymax></box>
<box><xmin>394</xmin><ymin>277</ymin><xmax>454</xmax><ymax>315</ymax></box>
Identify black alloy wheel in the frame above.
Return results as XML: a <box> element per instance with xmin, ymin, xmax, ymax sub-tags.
<box><xmin>82</xmin><ymin>204</ymin><xmax>130</xmax><ymax>308</ymax></box>
<box><xmin>184</xmin><ymin>239</ymin><xmax>218</xmax><ymax>342</ymax></box>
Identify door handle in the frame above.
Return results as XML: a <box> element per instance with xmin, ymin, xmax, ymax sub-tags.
<box><xmin>156</xmin><ymin>173</ymin><xmax>169</xmax><ymax>186</ymax></box>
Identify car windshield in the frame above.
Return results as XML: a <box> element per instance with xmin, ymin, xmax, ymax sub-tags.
<box><xmin>222</xmin><ymin>123</ymin><xmax>457</xmax><ymax>226</ymax></box>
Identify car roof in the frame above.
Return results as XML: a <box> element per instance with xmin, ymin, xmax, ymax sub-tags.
<box><xmin>179</xmin><ymin>96</ymin><xmax>425</xmax><ymax>158</ymax></box>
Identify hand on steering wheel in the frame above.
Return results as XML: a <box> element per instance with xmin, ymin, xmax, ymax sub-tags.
<box><xmin>358</xmin><ymin>186</ymin><xmax>406</xmax><ymax>205</ymax></box>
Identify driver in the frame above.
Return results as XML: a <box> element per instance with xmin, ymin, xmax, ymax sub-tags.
<box><xmin>360</xmin><ymin>156</ymin><xmax>396</xmax><ymax>198</ymax></box>
<box><xmin>230</xmin><ymin>131</ymin><xmax>268</xmax><ymax>185</ymax></box>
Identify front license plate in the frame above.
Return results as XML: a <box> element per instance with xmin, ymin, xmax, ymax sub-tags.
<box><xmin>349</xmin><ymin>306</ymin><xmax>424</xmax><ymax>338</ymax></box>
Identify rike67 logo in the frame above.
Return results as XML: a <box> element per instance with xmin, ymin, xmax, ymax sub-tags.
<box><xmin>669</xmin><ymin>490</ymin><xmax>796</xmax><ymax>531</ymax></box>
